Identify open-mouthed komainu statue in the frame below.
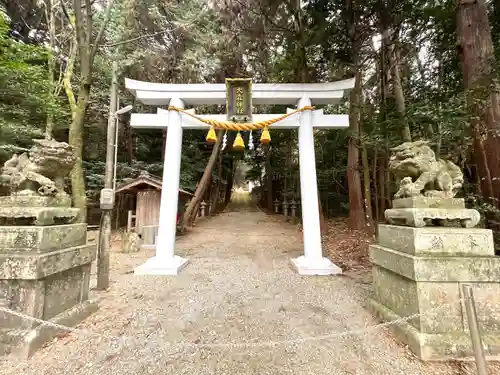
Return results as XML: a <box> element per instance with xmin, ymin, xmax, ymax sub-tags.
<box><xmin>389</xmin><ymin>140</ymin><xmax>464</xmax><ymax>199</ymax></box>
<box><xmin>0</xmin><ymin>139</ymin><xmax>75</xmax><ymax>197</ymax></box>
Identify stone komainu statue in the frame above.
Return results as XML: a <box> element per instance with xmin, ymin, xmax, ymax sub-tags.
<box><xmin>389</xmin><ymin>140</ymin><xmax>464</xmax><ymax>199</ymax></box>
<box><xmin>0</xmin><ymin>139</ymin><xmax>75</xmax><ymax>197</ymax></box>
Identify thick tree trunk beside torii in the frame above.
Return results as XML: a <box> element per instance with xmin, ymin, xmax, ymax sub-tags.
<box><xmin>457</xmin><ymin>0</ymin><xmax>500</xmax><ymax>206</ymax></box>
<box><xmin>184</xmin><ymin>130</ymin><xmax>224</xmax><ymax>227</ymax></box>
<box><xmin>345</xmin><ymin>0</ymin><xmax>367</xmax><ymax>231</ymax></box>
<box><xmin>225</xmin><ymin>159</ymin><xmax>236</xmax><ymax>206</ymax></box>
<box><xmin>67</xmin><ymin>0</ymin><xmax>114</xmax><ymax>222</ymax></box>
<box><xmin>265</xmin><ymin>144</ymin><xmax>273</xmax><ymax>210</ymax></box>
<box><xmin>209</xmin><ymin>154</ymin><xmax>223</xmax><ymax>215</ymax></box>
<box><xmin>346</xmin><ymin>70</ymin><xmax>366</xmax><ymax>230</ymax></box>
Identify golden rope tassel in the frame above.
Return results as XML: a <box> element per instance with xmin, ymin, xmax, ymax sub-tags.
<box><xmin>206</xmin><ymin>126</ymin><xmax>217</xmax><ymax>143</ymax></box>
<box><xmin>233</xmin><ymin>132</ymin><xmax>245</xmax><ymax>150</ymax></box>
<box><xmin>260</xmin><ymin>127</ymin><xmax>271</xmax><ymax>144</ymax></box>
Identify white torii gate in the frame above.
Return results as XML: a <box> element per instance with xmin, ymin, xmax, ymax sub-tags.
<box><xmin>125</xmin><ymin>78</ymin><xmax>355</xmax><ymax>276</ymax></box>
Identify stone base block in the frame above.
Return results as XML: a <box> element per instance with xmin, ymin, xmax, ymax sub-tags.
<box><xmin>0</xmin><ymin>207</ymin><xmax>80</xmax><ymax>226</ymax></box>
<box><xmin>392</xmin><ymin>197</ymin><xmax>465</xmax><ymax>209</ymax></box>
<box><xmin>1</xmin><ymin>263</ymin><xmax>93</xmax><ymax>329</ymax></box>
<box><xmin>290</xmin><ymin>255</ymin><xmax>342</xmax><ymax>276</ymax></box>
<box><xmin>377</xmin><ymin>224</ymin><xmax>494</xmax><ymax>256</ymax></box>
<box><xmin>370</xmin><ymin>244</ymin><xmax>500</xmax><ymax>282</ymax></box>
<box><xmin>134</xmin><ymin>255</ymin><xmax>189</xmax><ymax>276</ymax></box>
<box><xmin>0</xmin><ymin>224</ymin><xmax>87</xmax><ymax>253</ymax></box>
<box><xmin>370</xmin><ymin>221</ymin><xmax>500</xmax><ymax>360</ymax></box>
<box><xmin>0</xmin><ymin>244</ymin><xmax>96</xmax><ymax>280</ymax></box>
<box><xmin>0</xmin><ymin>222</ymin><xmax>96</xmax><ymax>358</ymax></box>
<box><xmin>6</xmin><ymin>299</ymin><xmax>98</xmax><ymax>359</ymax></box>
<box><xmin>369</xmin><ymin>298</ymin><xmax>500</xmax><ymax>361</ymax></box>
<box><xmin>385</xmin><ymin>207</ymin><xmax>480</xmax><ymax>228</ymax></box>
<box><xmin>0</xmin><ymin>195</ymin><xmax>72</xmax><ymax>208</ymax></box>
<box><xmin>371</xmin><ymin>247</ymin><xmax>500</xmax><ymax>360</ymax></box>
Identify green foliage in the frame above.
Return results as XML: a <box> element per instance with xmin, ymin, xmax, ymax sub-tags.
<box><xmin>0</xmin><ymin>18</ymin><xmax>47</xmax><ymax>158</ymax></box>
<box><xmin>0</xmin><ymin>17</ymin><xmax>69</xmax><ymax>161</ymax></box>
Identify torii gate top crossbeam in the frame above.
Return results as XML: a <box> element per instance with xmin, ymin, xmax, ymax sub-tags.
<box><xmin>125</xmin><ymin>78</ymin><xmax>355</xmax><ymax>106</ymax></box>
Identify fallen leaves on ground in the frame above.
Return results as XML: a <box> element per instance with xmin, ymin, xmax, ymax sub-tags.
<box><xmin>322</xmin><ymin>218</ymin><xmax>374</xmax><ymax>273</ymax></box>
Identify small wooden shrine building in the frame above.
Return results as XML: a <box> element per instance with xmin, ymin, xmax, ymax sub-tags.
<box><xmin>114</xmin><ymin>171</ymin><xmax>193</xmax><ymax>234</ymax></box>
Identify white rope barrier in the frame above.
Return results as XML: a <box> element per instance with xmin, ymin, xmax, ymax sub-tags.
<box><xmin>0</xmin><ymin>300</ymin><xmax>456</xmax><ymax>351</ymax></box>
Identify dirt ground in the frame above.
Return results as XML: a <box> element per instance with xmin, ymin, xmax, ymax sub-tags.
<box><xmin>0</xmin><ymin>193</ymin><xmax>497</xmax><ymax>374</ymax></box>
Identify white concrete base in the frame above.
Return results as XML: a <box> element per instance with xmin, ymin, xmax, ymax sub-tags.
<box><xmin>134</xmin><ymin>255</ymin><xmax>189</xmax><ymax>276</ymax></box>
<box><xmin>290</xmin><ymin>255</ymin><xmax>342</xmax><ymax>276</ymax></box>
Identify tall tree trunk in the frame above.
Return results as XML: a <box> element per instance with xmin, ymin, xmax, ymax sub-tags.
<box><xmin>224</xmin><ymin>158</ymin><xmax>235</xmax><ymax>206</ymax></box>
<box><xmin>317</xmin><ymin>190</ymin><xmax>328</xmax><ymax>235</ymax></box>
<box><xmin>126</xmin><ymin>124</ymin><xmax>135</xmax><ymax>165</ymax></box>
<box><xmin>161</xmin><ymin>129</ymin><xmax>167</xmax><ymax>161</ymax></box>
<box><xmin>68</xmin><ymin>0</ymin><xmax>114</xmax><ymax>222</ymax></box>
<box><xmin>378</xmin><ymin>157</ymin><xmax>386</xmax><ymax>220</ymax></box>
<box><xmin>265</xmin><ymin>144</ymin><xmax>273</xmax><ymax>209</ymax></box>
<box><xmin>384</xmin><ymin>154</ymin><xmax>391</xmax><ymax>209</ymax></box>
<box><xmin>378</xmin><ymin>22</ymin><xmax>392</xmax><ymax>216</ymax></box>
<box><xmin>69</xmin><ymin>84</ymin><xmax>90</xmax><ymax>222</ymax></box>
<box><xmin>210</xmin><ymin>154</ymin><xmax>223</xmax><ymax>215</ymax></box>
<box><xmin>390</xmin><ymin>42</ymin><xmax>411</xmax><ymax>142</ymax></box>
<box><xmin>492</xmin><ymin>0</ymin><xmax>500</xmax><ymax>57</ymax></box>
<box><xmin>45</xmin><ymin>0</ymin><xmax>56</xmax><ymax>139</ymax></box>
<box><xmin>184</xmin><ymin>130</ymin><xmax>224</xmax><ymax>226</ymax></box>
<box><xmin>126</xmin><ymin>97</ymin><xmax>136</xmax><ymax>165</ymax></box>
<box><xmin>347</xmin><ymin>70</ymin><xmax>366</xmax><ymax>230</ymax></box>
<box><xmin>457</xmin><ymin>0</ymin><xmax>500</xmax><ymax>206</ymax></box>
<box><xmin>361</xmin><ymin>139</ymin><xmax>375</xmax><ymax>235</ymax></box>
<box><xmin>373</xmin><ymin>149</ymin><xmax>379</xmax><ymax>220</ymax></box>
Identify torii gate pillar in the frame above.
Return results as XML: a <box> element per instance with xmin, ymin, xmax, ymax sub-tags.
<box><xmin>134</xmin><ymin>98</ymin><xmax>189</xmax><ymax>275</ymax></box>
<box><xmin>291</xmin><ymin>96</ymin><xmax>342</xmax><ymax>275</ymax></box>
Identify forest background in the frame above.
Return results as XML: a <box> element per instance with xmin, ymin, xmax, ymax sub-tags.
<box><xmin>1</xmin><ymin>0</ymin><xmax>500</xmax><ymax>249</ymax></box>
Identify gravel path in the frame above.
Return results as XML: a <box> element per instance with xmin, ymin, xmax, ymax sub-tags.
<box><xmin>0</xmin><ymin>193</ymin><xmax>488</xmax><ymax>374</ymax></box>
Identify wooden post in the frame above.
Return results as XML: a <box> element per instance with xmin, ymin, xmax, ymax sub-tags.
<box><xmin>97</xmin><ymin>61</ymin><xmax>117</xmax><ymax>290</ymax></box>
<box><xmin>462</xmin><ymin>284</ymin><xmax>488</xmax><ymax>375</ymax></box>
<box><xmin>127</xmin><ymin>210</ymin><xmax>133</xmax><ymax>232</ymax></box>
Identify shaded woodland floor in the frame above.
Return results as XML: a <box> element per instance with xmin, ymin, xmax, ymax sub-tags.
<box><xmin>0</xmin><ymin>193</ymin><xmax>497</xmax><ymax>374</ymax></box>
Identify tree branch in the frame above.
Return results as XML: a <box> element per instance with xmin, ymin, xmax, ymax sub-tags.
<box><xmin>90</xmin><ymin>0</ymin><xmax>115</xmax><ymax>61</ymax></box>
<box><xmin>63</xmin><ymin>36</ymin><xmax>79</xmax><ymax>117</ymax></box>
<box><xmin>60</xmin><ymin>1</ymin><xmax>72</xmax><ymax>25</ymax></box>
<box><xmin>72</xmin><ymin>0</ymin><xmax>86</xmax><ymax>49</ymax></box>
<box><xmin>85</xmin><ymin>0</ymin><xmax>92</xmax><ymax>47</ymax></box>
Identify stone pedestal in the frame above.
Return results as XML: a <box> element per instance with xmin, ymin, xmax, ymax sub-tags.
<box><xmin>0</xmin><ymin>215</ymin><xmax>97</xmax><ymax>358</ymax></box>
<box><xmin>384</xmin><ymin>197</ymin><xmax>480</xmax><ymax>228</ymax></box>
<box><xmin>370</xmin><ymin>223</ymin><xmax>500</xmax><ymax>360</ymax></box>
